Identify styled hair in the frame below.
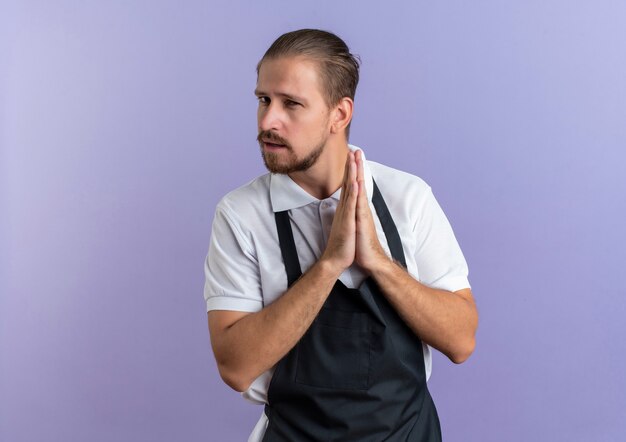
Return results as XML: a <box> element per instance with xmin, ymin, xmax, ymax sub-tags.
<box><xmin>257</xmin><ymin>29</ymin><xmax>361</xmax><ymax>138</ymax></box>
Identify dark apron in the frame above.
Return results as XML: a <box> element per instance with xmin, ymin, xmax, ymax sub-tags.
<box><xmin>263</xmin><ymin>180</ymin><xmax>442</xmax><ymax>441</ymax></box>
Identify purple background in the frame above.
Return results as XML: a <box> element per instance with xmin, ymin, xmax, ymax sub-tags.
<box><xmin>2</xmin><ymin>1</ymin><xmax>625</xmax><ymax>441</ymax></box>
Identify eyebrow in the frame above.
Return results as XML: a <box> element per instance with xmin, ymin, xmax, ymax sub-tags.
<box><xmin>254</xmin><ymin>89</ymin><xmax>307</xmax><ymax>103</ymax></box>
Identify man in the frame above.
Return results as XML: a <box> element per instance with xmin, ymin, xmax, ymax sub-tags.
<box><xmin>204</xmin><ymin>29</ymin><xmax>478</xmax><ymax>441</ymax></box>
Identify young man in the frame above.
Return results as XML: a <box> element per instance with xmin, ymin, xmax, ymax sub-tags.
<box><xmin>204</xmin><ymin>29</ymin><xmax>478</xmax><ymax>441</ymax></box>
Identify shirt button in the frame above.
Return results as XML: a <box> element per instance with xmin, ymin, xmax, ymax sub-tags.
<box><xmin>321</xmin><ymin>201</ymin><xmax>330</xmax><ymax>209</ymax></box>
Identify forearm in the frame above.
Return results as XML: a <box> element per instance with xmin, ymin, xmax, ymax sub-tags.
<box><xmin>211</xmin><ymin>258</ymin><xmax>342</xmax><ymax>391</ymax></box>
<box><xmin>370</xmin><ymin>257</ymin><xmax>478</xmax><ymax>363</ymax></box>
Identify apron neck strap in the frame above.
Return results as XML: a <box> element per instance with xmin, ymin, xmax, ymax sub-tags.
<box><xmin>274</xmin><ymin>210</ymin><xmax>303</xmax><ymax>287</ymax></box>
<box><xmin>371</xmin><ymin>179</ymin><xmax>407</xmax><ymax>268</ymax></box>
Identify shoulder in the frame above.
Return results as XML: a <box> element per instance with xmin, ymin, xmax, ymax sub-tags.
<box><xmin>367</xmin><ymin>160</ymin><xmax>432</xmax><ymax>202</ymax></box>
<box><xmin>366</xmin><ymin>160</ymin><xmax>438</xmax><ymax>234</ymax></box>
<box><xmin>215</xmin><ymin>173</ymin><xmax>272</xmax><ymax>218</ymax></box>
<box><xmin>211</xmin><ymin>173</ymin><xmax>278</xmax><ymax>247</ymax></box>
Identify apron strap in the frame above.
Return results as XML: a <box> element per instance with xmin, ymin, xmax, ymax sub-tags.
<box><xmin>371</xmin><ymin>179</ymin><xmax>407</xmax><ymax>268</ymax></box>
<box><xmin>274</xmin><ymin>210</ymin><xmax>303</xmax><ymax>286</ymax></box>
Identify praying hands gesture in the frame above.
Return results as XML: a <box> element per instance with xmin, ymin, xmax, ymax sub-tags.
<box><xmin>321</xmin><ymin>150</ymin><xmax>389</xmax><ymax>275</ymax></box>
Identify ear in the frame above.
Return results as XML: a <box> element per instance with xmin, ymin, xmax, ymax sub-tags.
<box><xmin>330</xmin><ymin>97</ymin><xmax>354</xmax><ymax>135</ymax></box>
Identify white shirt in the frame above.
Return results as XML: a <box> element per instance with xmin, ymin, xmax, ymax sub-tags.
<box><xmin>203</xmin><ymin>145</ymin><xmax>471</xmax><ymax>441</ymax></box>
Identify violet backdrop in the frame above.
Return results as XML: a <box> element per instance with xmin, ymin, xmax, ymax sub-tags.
<box><xmin>1</xmin><ymin>1</ymin><xmax>625</xmax><ymax>441</ymax></box>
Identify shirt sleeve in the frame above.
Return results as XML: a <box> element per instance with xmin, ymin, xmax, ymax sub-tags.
<box><xmin>413</xmin><ymin>187</ymin><xmax>471</xmax><ymax>293</ymax></box>
<box><xmin>203</xmin><ymin>202</ymin><xmax>264</xmax><ymax>313</ymax></box>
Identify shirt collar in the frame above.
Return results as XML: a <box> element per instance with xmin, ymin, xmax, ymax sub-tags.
<box><xmin>270</xmin><ymin>144</ymin><xmax>374</xmax><ymax>212</ymax></box>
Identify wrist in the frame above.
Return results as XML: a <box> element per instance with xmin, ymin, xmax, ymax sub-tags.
<box><xmin>367</xmin><ymin>253</ymin><xmax>397</xmax><ymax>279</ymax></box>
<box><xmin>318</xmin><ymin>255</ymin><xmax>347</xmax><ymax>280</ymax></box>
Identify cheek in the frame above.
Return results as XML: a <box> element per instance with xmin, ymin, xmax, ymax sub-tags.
<box><xmin>297</xmin><ymin>111</ymin><xmax>325</xmax><ymax>129</ymax></box>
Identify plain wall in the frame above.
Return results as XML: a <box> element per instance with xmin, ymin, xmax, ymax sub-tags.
<box><xmin>2</xmin><ymin>1</ymin><xmax>625</xmax><ymax>441</ymax></box>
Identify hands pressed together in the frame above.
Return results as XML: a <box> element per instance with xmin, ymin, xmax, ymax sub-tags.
<box><xmin>321</xmin><ymin>150</ymin><xmax>390</xmax><ymax>274</ymax></box>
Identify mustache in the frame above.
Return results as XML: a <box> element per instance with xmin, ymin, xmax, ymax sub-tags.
<box><xmin>257</xmin><ymin>131</ymin><xmax>291</xmax><ymax>149</ymax></box>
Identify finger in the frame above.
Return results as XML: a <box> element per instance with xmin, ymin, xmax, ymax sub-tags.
<box><xmin>339</xmin><ymin>153</ymin><xmax>356</xmax><ymax>213</ymax></box>
<box><xmin>347</xmin><ymin>154</ymin><xmax>358</xmax><ymax>210</ymax></box>
<box><xmin>356</xmin><ymin>150</ymin><xmax>364</xmax><ymax>184</ymax></box>
<box><xmin>350</xmin><ymin>152</ymin><xmax>359</xmax><ymax>197</ymax></box>
<box><xmin>345</xmin><ymin>152</ymin><xmax>356</xmax><ymax>191</ymax></box>
<box><xmin>357</xmin><ymin>151</ymin><xmax>369</xmax><ymax>200</ymax></box>
<box><xmin>356</xmin><ymin>174</ymin><xmax>371</xmax><ymax>221</ymax></box>
<box><xmin>343</xmin><ymin>151</ymin><xmax>351</xmax><ymax>182</ymax></box>
<box><xmin>339</xmin><ymin>152</ymin><xmax>351</xmax><ymax>205</ymax></box>
<box><xmin>349</xmin><ymin>152</ymin><xmax>357</xmax><ymax>185</ymax></box>
<box><xmin>350</xmin><ymin>181</ymin><xmax>358</xmax><ymax>209</ymax></box>
<box><xmin>355</xmin><ymin>153</ymin><xmax>366</xmax><ymax>208</ymax></box>
<box><xmin>356</xmin><ymin>176</ymin><xmax>364</xmax><ymax>211</ymax></box>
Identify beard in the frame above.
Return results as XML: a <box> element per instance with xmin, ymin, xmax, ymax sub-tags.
<box><xmin>257</xmin><ymin>130</ymin><xmax>327</xmax><ymax>174</ymax></box>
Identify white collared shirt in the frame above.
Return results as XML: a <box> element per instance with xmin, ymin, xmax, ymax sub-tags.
<box><xmin>203</xmin><ymin>144</ymin><xmax>470</xmax><ymax>441</ymax></box>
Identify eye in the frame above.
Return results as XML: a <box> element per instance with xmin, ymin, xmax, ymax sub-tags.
<box><xmin>257</xmin><ymin>96</ymin><xmax>270</xmax><ymax>105</ymax></box>
<box><xmin>284</xmin><ymin>99</ymin><xmax>299</xmax><ymax>108</ymax></box>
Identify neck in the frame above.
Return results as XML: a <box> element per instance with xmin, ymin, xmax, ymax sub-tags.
<box><xmin>288</xmin><ymin>139</ymin><xmax>350</xmax><ymax>200</ymax></box>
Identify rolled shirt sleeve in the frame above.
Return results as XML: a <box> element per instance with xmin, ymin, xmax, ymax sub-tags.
<box><xmin>204</xmin><ymin>202</ymin><xmax>264</xmax><ymax>313</ymax></box>
<box><xmin>413</xmin><ymin>187</ymin><xmax>471</xmax><ymax>293</ymax></box>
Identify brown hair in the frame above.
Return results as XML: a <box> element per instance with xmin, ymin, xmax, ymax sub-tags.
<box><xmin>257</xmin><ymin>29</ymin><xmax>361</xmax><ymax>139</ymax></box>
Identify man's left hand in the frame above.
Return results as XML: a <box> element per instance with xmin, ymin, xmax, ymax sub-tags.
<box><xmin>354</xmin><ymin>150</ymin><xmax>390</xmax><ymax>273</ymax></box>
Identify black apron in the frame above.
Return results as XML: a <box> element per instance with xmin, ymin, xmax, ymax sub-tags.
<box><xmin>263</xmin><ymin>180</ymin><xmax>442</xmax><ymax>441</ymax></box>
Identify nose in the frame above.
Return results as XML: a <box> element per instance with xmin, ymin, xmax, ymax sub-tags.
<box><xmin>258</xmin><ymin>101</ymin><xmax>282</xmax><ymax>132</ymax></box>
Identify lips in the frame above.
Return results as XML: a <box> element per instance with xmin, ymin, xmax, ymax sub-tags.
<box><xmin>258</xmin><ymin>131</ymin><xmax>290</xmax><ymax>150</ymax></box>
<box><xmin>263</xmin><ymin>140</ymin><xmax>287</xmax><ymax>148</ymax></box>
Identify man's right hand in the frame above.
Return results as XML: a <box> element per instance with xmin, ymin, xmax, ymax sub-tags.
<box><xmin>320</xmin><ymin>151</ymin><xmax>358</xmax><ymax>273</ymax></box>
